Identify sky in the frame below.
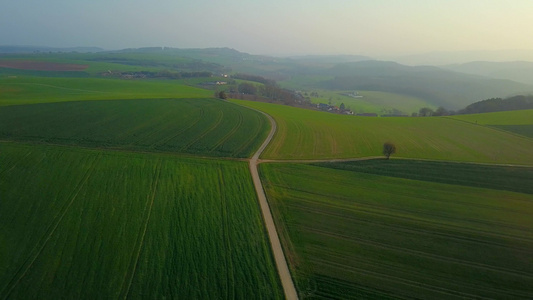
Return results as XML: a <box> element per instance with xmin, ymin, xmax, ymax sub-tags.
<box><xmin>2</xmin><ymin>0</ymin><xmax>533</xmax><ymax>57</ymax></box>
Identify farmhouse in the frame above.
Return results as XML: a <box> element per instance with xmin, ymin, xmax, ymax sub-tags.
<box><xmin>317</xmin><ymin>103</ymin><xmax>330</xmax><ymax>110</ymax></box>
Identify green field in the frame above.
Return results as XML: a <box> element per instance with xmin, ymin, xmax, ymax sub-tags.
<box><xmin>0</xmin><ymin>76</ymin><xmax>213</xmax><ymax>106</ymax></box>
<box><xmin>305</xmin><ymin>89</ymin><xmax>434</xmax><ymax>115</ymax></box>
<box><xmin>4</xmin><ymin>51</ymin><xmax>533</xmax><ymax>299</ymax></box>
<box><xmin>233</xmin><ymin>100</ymin><xmax>533</xmax><ymax>164</ymax></box>
<box><xmin>449</xmin><ymin>109</ymin><xmax>533</xmax><ymax>138</ymax></box>
<box><xmin>0</xmin><ymin>143</ymin><xmax>283</xmax><ymax>299</ymax></box>
<box><xmin>260</xmin><ymin>161</ymin><xmax>533</xmax><ymax>299</ymax></box>
<box><xmin>0</xmin><ymin>98</ymin><xmax>269</xmax><ymax>158</ymax></box>
<box><xmin>0</xmin><ymin>52</ymin><xmax>203</xmax><ymax>75</ymax></box>
<box><xmin>316</xmin><ymin>159</ymin><xmax>533</xmax><ymax>194</ymax></box>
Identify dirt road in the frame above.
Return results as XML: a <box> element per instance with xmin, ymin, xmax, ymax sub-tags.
<box><xmin>248</xmin><ymin>111</ymin><xmax>299</xmax><ymax>300</ymax></box>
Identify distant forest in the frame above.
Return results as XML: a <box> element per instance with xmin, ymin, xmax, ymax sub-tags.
<box><xmin>459</xmin><ymin>95</ymin><xmax>533</xmax><ymax>114</ymax></box>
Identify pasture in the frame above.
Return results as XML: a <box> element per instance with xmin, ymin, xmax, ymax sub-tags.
<box><xmin>233</xmin><ymin>100</ymin><xmax>533</xmax><ymax>165</ymax></box>
<box><xmin>0</xmin><ymin>143</ymin><xmax>283</xmax><ymax>299</ymax></box>
<box><xmin>260</xmin><ymin>161</ymin><xmax>533</xmax><ymax>299</ymax></box>
<box><xmin>0</xmin><ymin>98</ymin><xmax>269</xmax><ymax>158</ymax></box>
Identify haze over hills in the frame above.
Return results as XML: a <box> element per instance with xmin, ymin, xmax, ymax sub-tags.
<box><xmin>312</xmin><ymin>60</ymin><xmax>533</xmax><ymax>110</ymax></box>
<box><xmin>442</xmin><ymin>61</ymin><xmax>533</xmax><ymax>86</ymax></box>
<box><xmin>2</xmin><ymin>45</ymin><xmax>533</xmax><ymax>110</ymax></box>
<box><xmin>384</xmin><ymin>50</ymin><xmax>533</xmax><ymax>66</ymax></box>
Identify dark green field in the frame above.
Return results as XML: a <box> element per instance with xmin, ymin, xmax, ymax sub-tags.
<box><xmin>315</xmin><ymin>159</ymin><xmax>533</xmax><ymax>194</ymax></box>
<box><xmin>0</xmin><ymin>98</ymin><xmax>269</xmax><ymax>158</ymax></box>
<box><xmin>0</xmin><ymin>143</ymin><xmax>283</xmax><ymax>299</ymax></box>
<box><xmin>449</xmin><ymin>110</ymin><xmax>533</xmax><ymax>138</ymax></box>
<box><xmin>260</xmin><ymin>161</ymin><xmax>533</xmax><ymax>299</ymax></box>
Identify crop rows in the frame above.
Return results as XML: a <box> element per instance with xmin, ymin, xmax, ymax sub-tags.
<box><xmin>315</xmin><ymin>159</ymin><xmax>533</xmax><ymax>194</ymax></box>
<box><xmin>233</xmin><ymin>100</ymin><xmax>533</xmax><ymax>165</ymax></box>
<box><xmin>448</xmin><ymin>110</ymin><xmax>533</xmax><ymax>138</ymax></box>
<box><xmin>260</xmin><ymin>162</ymin><xmax>533</xmax><ymax>299</ymax></box>
<box><xmin>0</xmin><ymin>98</ymin><xmax>269</xmax><ymax>158</ymax></box>
<box><xmin>0</xmin><ymin>143</ymin><xmax>283</xmax><ymax>299</ymax></box>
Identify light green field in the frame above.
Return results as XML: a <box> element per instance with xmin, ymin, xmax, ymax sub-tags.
<box><xmin>305</xmin><ymin>90</ymin><xmax>434</xmax><ymax>115</ymax></box>
<box><xmin>448</xmin><ymin>110</ymin><xmax>533</xmax><ymax>138</ymax></box>
<box><xmin>0</xmin><ymin>76</ymin><xmax>213</xmax><ymax>106</ymax></box>
<box><xmin>0</xmin><ymin>52</ymin><xmax>196</xmax><ymax>74</ymax></box>
<box><xmin>0</xmin><ymin>143</ymin><xmax>283</xmax><ymax>299</ymax></box>
<box><xmin>449</xmin><ymin>109</ymin><xmax>533</xmax><ymax>125</ymax></box>
<box><xmin>233</xmin><ymin>100</ymin><xmax>533</xmax><ymax>165</ymax></box>
<box><xmin>260</xmin><ymin>162</ymin><xmax>533</xmax><ymax>299</ymax></box>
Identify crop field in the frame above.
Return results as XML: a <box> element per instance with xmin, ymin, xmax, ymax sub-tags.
<box><xmin>0</xmin><ymin>52</ymin><xmax>199</xmax><ymax>74</ymax></box>
<box><xmin>449</xmin><ymin>109</ymin><xmax>533</xmax><ymax>138</ymax></box>
<box><xmin>0</xmin><ymin>76</ymin><xmax>213</xmax><ymax>106</ymax></box>
<box><xmin>316</xmin><ymin>159</ymin><xmax>533</xmax><ymax>194</ymax></box>
<box><xmin>233</xmin><ymin>100</ymin><xmax>533</xmax><ymax>165</ymax></box>
<box><xmin>0</xmin><ymin>98</ymin><xmax>269</xmax><ymax>158</ymax></box>
<box><xmin>0</xmin><ymin>143</ymin><xmax>283</xmax><ymax>299</ymax></box>
<box><xmin>260</xmin><ymin>162</ymin><xmax>533</xmax><ymax>299</ymax></box>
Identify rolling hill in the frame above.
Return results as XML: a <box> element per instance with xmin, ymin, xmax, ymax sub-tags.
<box><xmin>443</xmin><ymin>61</ymin><xmax>533</xmax><ymax>86</ymax></box>
<box><xmin>315</xmin><ymin>60</ymin><xmax>533</xmax><ymax>110</ymax></box>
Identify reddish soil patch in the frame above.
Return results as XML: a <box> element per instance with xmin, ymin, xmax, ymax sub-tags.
<box><xmin>0</xmin><ymin>60</ymin><xmax>88</xmax><ymax>71</ymax></box>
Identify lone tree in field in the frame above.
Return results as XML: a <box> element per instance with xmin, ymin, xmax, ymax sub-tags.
<box><xmin>383</xmin><ymin>142</ymin><xmax>396</xmax><ymax>160</ymax></box>
<box><xmin>217</xmin><ymin>90</ymin><xmax>228</xmax><ymax>100</ymax></box>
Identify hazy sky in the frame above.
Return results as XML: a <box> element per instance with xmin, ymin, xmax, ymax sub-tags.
<box><xmin>2</xmin><ymin>0</ymin><xmax>532</xmax><ymax>56</ymax></box>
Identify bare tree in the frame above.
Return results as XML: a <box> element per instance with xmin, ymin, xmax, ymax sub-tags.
<box><xmin>383</xmin><ymin>142</ymin><xmax>396</xmax><ymax>160</ymax></box>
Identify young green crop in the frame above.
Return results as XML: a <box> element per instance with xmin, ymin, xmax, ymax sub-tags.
<box><xmin>0</xmin><ymin>98</ymin><xmax>269</xmax><ymax>158</ymax></box>
<box><xmin>0</xmin><ymin>76</ymin><xmax>213</xmax><ymax>106</ymax></box>
<box><xmin>448</xmin><ymin>109</ymin><xmax>533</xmax><ymax>125</ymax></box>
<box><xmin>0</xmin><ymin>143</ymin><xmax>283</xmax><ymax>299</ymax></box>
<box><xmin>232</xmin><ymin>99</ymin><xmax>533</xmax><ymax>165</ymax></box>
<box><xmin>260</xmin><ymin>162</ymin><xmax>533</xmax><ymax>299</ymax></box>
<box><xmin>448</xmin><ymin>110</ymin><xmax>533</xmax><ymax>138</ymax></box>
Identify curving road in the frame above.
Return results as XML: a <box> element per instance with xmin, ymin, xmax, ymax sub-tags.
<box><xmin>248</xmin><ymin>110</ymin><xmax>299</xmax><ymax>300</ymax></box>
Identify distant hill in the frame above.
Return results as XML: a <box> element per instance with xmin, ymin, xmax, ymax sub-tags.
<box><xmin>443</xmin><ymin>61</ymin><xmax>533</xmax><ymax>86</ymax></box>
<box><xmin>0</xmin><ymin>46</ymin><xmax>104</xmax><ymax>53</ymax></box>
<box><xmin>458</xmin><ymin>95</ymin><xmax>533</xmax><ymax>114</ymax></box>
<box><xmin>288</xmin><ymin>54</ymin><xmax>372</xmax><ymax>64</ymax></box>
<box><xmin>385</xmin><ymin>49</ymin><xmax>533</xmax><ymax>66</ymax></box>
<box><xmin>315</xmin><ymin>60</ymin><xmax>533</xmax><ymax>109</ymax></box>
<box><xmin>3</xmin><ymin>46</ymin><xmax>532</xmax><ymax>110</ymax></box>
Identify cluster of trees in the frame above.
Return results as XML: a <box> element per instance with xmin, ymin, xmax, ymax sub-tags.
<box><xmin>413</xmin><ymin>106</ymin><xmax>453</xmax><ymax>117</ymax></box>
<box><xmin>414</xmin><ymin>95</ymin><xmax>533</xmax><ymax>117</ymax></box>
<box><xmin>458</xmin><ymin>95</ymin><xmax>533</xmax><ymax>114</ymax></box>
<box><xmin>232</xmin><ymin>82</ymin><xmax>309</xmax><ymax>106</ymax></box>
<box><xmin>232</xmin><ymin>73</ymin><xmax>276</xmax><ymax>85</ymax></box>
<box><xmin>221</xmin><ymin>73</ymin><xmax>313</xmax><ymax>107</ymax></box>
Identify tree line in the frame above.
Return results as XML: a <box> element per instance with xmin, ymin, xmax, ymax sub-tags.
<box><xmin>458</xmin><ymin>95</ymin><xmax>533</xmax><ymax>114</ymax></box>
<box><xmin>415</xmin><ymin>95</ymin><xmax>533</xmax><ymax>117</ymax></box>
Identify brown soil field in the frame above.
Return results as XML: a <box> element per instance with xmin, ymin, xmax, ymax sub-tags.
<box><xmin>0</xmin><ymin>60</ymin><xmax>88</xmax><ymax>71</ymax></box>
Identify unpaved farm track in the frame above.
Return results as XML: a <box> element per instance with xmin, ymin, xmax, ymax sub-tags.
<box><xmin>247</xmin><ymin>108</ymin><xmax>299</xmax><ymax>300</ymax></box>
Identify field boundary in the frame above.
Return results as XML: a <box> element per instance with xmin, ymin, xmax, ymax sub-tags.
<box><xmin>245</xmin><ymin>106</ymin><xmax>299</xmax><ymax>300</ymax></box>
